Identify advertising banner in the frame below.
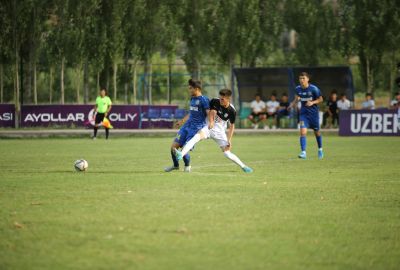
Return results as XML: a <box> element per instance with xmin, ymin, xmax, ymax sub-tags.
<box><xmin>339</xmin><ymin>109</ymin><xmax>400</xmax><ymax>136</ymax></box>
<box><xmin>20</xmin><ymin>105</ymin><xmax>177</xmax><ymax>129</ymax></box>
<box><xmin>0</xmin><ymin>104</ymin><xmax>15</xmax><ymax>128</ymax></box>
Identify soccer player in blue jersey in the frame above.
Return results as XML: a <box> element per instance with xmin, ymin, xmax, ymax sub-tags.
<box><xmin>289</xmin><ymin>72</ymin><xmax>324</xmax><ymax>159</ymax></box>
<box><xmin>164</xmin><ymin>79</ymin><xmax>210</xmax><ymax>172</ymax></box>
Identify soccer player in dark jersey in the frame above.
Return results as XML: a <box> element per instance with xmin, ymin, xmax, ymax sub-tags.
<box><xmin>289</xmin><ymin>72</ymin><xmax>324</xmax><ymax>159</ymax></box>
<box><xmin>164</xmin><ymin>79</ymin><xmax>210</xmax><ymax>173</ymax></box>
<box><xmin>175</xmin><ymin>89</ymin><xmax>253</xmax><ymax>173</ymax></box>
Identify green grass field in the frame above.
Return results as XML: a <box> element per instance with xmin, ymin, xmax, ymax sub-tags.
<box><xmin>1</xmin><ymin>134</ymin><xmax>399</xmax><ymax>270</ymax></box>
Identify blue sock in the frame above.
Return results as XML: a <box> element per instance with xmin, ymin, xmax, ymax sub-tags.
<box><xmin>170</xmin><ymin>149</ymin><xmax>179</xmax><ymax>167</ymax></box>
<box><xmin>183</xmin><ymin>153</ymin><xmax>190</xmax><ymax>166</ymax></box>
<box><xmin>300</xmin><ymin>136</ymin><xmax>306</xmax><ymax>152</ymax></box>
<box><xmin>316</xmin><ymin>135</ymin><xmax>322</xmax><ymax>149</ymax></box>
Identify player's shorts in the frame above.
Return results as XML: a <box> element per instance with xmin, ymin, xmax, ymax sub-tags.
<box><xmin>299</xmin><ymin>113</ymin><xmax>320</xmax><ymax>131</ymax></box>
<box><xmin>174</xmin><ymin>125</ymin><xmax>201</xmax><ymax>146</ymax></box>
<box><xmin>266</xmin><ymin>112</ymin><xmax>277</xmax><ymax>119</ymax></box>
<box><xmin>200</xmin><ymin>126</ymin><xmax>229</xmax><ymax>148</ymax></box>
<box><xmin>249</xmin><ymin>112</ymin><xmax>266</xmax><ymax>118</ymax></box>
<box><xmin>95</xmin><ymin>113</ymin><xmax>105</xmax><ymax>125</ymax></box>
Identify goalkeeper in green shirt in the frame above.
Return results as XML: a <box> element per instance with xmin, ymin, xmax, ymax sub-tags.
<box><xmin>93</xmin><ymin>88</ymin><xmax>112</xmax><ymax>139</ymax></box>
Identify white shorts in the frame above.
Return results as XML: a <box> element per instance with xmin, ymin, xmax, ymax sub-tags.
<box><xmin>200</xmin><ymin>126</ymin><xmax>229</xmax><ymax>148</ymax></box>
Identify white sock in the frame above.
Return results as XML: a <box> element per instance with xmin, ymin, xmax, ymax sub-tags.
<box><xmin>181</xmin><ymin>134</ymin><xmax>202</xmax><ymax>156</ymax></box>
<box><xmin>224</xmin><ymin>151</ymin><xmax>245</xmax><ymax>168</ymax></box>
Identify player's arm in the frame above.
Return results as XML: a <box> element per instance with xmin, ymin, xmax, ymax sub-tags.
<box><xmin>175</xmin><ymin>113</ymin><xmax>189</xmax><ymax>128</ymax></box>
<box><xmin>226</xmin><ymin>123</ymin><xmax>235</xmax><ymax>151</ymax></box>
<box><xmin>306</xmin><ymin>96</ymin><xmax>323</xmax><ymax>107</ymax></box>
<box><xmin>105</xmin><ymin>104</ymin><xmax>112</xmax><ymax>117</ymax></box>
<box><xmin>208</xmin><ymin>109</ymin><xmax>216</xmax><ymax>129</ymax></box>
<box><xmin>288</xmin><ymin>96</ymin><xmax>300</xmax><ymax>109</ymax></box>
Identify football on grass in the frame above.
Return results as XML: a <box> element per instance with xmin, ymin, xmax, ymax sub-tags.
<box><xmin>74</xmin><ymin>159</ymin><xmax>88</xmax><ymax>172</ymax></box>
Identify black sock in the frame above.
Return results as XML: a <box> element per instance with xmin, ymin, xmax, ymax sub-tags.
<box><xmin>105</xmin><ymin>128</ymin><xmax>109</xmax><ymax>139</ymax></box>
<box><xmin>170</xmin><ymin>149</ymin><xmax>179</xmax><ymax>167</ymax></box>
<box><xmin>93</xmin><ymin>127</ymin><xmax>98</xmax><ymax>137</ymax></box>
<box><xmin>183</xmin><ymin>153</ymin><xmax>190</xmax><ymax>166</ymax></box>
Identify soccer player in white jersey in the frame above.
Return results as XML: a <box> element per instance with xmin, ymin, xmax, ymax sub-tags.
<box><xmin>175</xmin><ymin>89</ymin><xmax>253</xmax><ymax>173</ymax></box>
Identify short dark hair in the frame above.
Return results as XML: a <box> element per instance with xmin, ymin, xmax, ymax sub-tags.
<box><xmin>340</xmin><ymin>93</ymin><xmax>346</xmax><ymax>97</ymax></box>
<box><xmin>219</xmin><ymin>89</ymin><xmax>232</xmax><ymax>97</ymax></box>
<box><xmin>366</xmin><ymin>93</ymin><xmax>373</xmax><ymax>97</ymax></box>
<box><xmin>299</xmin><ymin>72</ymin><xmax>310</xmax><ymax>78</ymax></box>
<box><xmin>188</xmin><ymin>79</ymin><xmax>202</xmax><ymax>89</ymax></box>
<box><xmin>100</xmin><ymin>87</ymin><xmax>107</xmax><ymax>95</ymax></box>
<box><xmin>282</xmin><ymin>93</ymin><xmax>288</xmax><ymax>97</ymax></box>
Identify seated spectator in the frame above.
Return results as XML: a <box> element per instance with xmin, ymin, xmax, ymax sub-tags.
<box><xmin>390</xmin><ymin>92</ymin><xmax>400</xmax><ymax>109</ymax></box>
<box><xmin>323</xmin><ymin>91</ymin><xmax>338</xmax><ymax>128</ymax></box>
<box><xmin>265</xmin><ymin>93</ymin><xmax>280</xmax><ymax>129</ymax></box>
<box><xmin>362</xmin><ymin>93</ymin><xmax>375</xmax><ymax>110</ymax></box>
<box><xmin>248</xmin><ymin>93</ymin><xmax>266</xmax><ymax>129</ymax></box>
<box><xmin>277</xmin><ymin>93</ymin><xmax>290</xmax><ymax>128</ymax></box>
<box><xmin>337</xmin><ymin>93</ymin><xmax>351</xmax><ymax>111</ymax></box>
<box><xmin>337</xmin><ymin>93</ymin><xmax>351</xmax><ymax>125</ymax></box>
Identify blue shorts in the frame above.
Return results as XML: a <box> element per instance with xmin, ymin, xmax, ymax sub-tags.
<box><xmin>299</xmin><ymin>114</ymin><xmax>320</xmax><ymax>131</ymax></box>
<box><xmin>174</xmin><ymin>125</ymin><xmax>200</xmax><ymax>146</ymax></box>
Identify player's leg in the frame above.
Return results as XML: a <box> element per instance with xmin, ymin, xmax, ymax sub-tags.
<box><xmin>272</xmin><ymin>113</ymin><xmax>277</xmax><ymax>129</ymax></box>
<box><xmin>312</xmin><ymin>115</ymin><xmax>323</xmax><ymax>159</ymax></box>
<box><xmin>183</xmin><ymin>153</ymin><xmax>191</xmax><ymax>172</ymax></box>
<box><xmin>176</xmin><ymin>127</ymin><xmax>209</xmax><ymax>160</ymax></box>
<box><xmin>165</xmin><ymin>129</ymin><xmax>186</xmax><ymax>172</ymax></box>
<box><xmin>105</xmin><ymin>128</ymin><xmax>109</xmax><ymax>139</ymax></box>
<box><xmin>298</xmin><ymin>116</ymin><xmax>308</xmax><ymax>159</ymax></box>
<box><xmin>213</xmin><ymin>131</ymin><xmax>253</xmax><ymax>173</ymax></box>
<box><xmin>93</xmin><ymin>113</ymin><xmax>104</xmax><ymax>139</ymax></box>
<box><xmin>259</xmin><ymin>113</ymin><xmax>267</xmax><ymax>129</ymax></box>
<box><xmin>314</xmin><ymin>129</ymin><xmax>323</xmax><ymax>159</ymax></box>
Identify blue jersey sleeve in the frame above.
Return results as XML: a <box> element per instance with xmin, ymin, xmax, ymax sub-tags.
<box><xmin>201</xmin><ymin>96</ymin><xmax>210</xmax><ymax>110</ymax></box>
<box><xmin>312</xmin><ymin>86</ymin><xmax>322</xmax><ymax>100</ymax></box>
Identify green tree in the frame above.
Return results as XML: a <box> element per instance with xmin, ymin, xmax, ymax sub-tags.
<box><xmin>339</xmin><ymin>0</ymin><xmax>400</xmax><ymax>92</ymax></box>
<box><xmin>283</xmin><ymin>0</ymin><xmax>341</xmax><ymax>66</ymax></box>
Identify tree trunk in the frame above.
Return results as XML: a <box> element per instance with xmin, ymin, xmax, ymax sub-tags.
<box><xmin>26</xmin><ymin>49</ymin><xmax>32</xmax><ymax>103</ymax></box>
<box><xmin>192</xmin><ymin>59</ymin><xmax>200</xmax><ymax>80</ymax></box>
<box><xmin>15</xmin><ymin>46</ymin><xmax>20</xmax><ymax>127</ymax></box>
<box><xmin>96</xmin><ymin>72</ymin><xmax>100</xmax><ymax>92</ymax></box>
<box><xmin>124</xmin><ymin>55</ymin><xmax>129</xmax><ymax>103</ymax></box>
<box><xmin>167</xmin><ymin>63</ymin><xmax>172</xmax><ymax>104</ymax></box>
<box><xmin>0</xmin><ymin>63</ymin><xmax>3</xmax><ymax>103</ymax></box>
<box><xmin>76</xmin><ymin>63</ymin><xmax>82</xmax><ymax>103</ymax></box>
<box><xmin>366</xmin><ymin>58</ymin><xmax>374</xmax><ymax>93</ymax></box>
<box><xmin>61</xmin><ymin>57</ymin><xmax>65</xmax><ymax>104</ymax></box>
<box><xmin>49</xmin><ymin>66</ymin><xmax>53</xmax><ymax>104</ymax></box>
<box><xmin>83</xmin><ymin>60</ymin><xmax>89</xmax><ymax>104</ymax></box>
<box><xmin>132</xmin><ymin>63</ymin><xmax>137</xmax><ymax>104</ymax></box>
<box><xmin>33</xmin><ymin>62</ymin><xmax>37</xmax><ymax>104</ymax></box>
<box><xmin>145</xmin><ymin>61</ymin><xmax>152</xmax><ymax>105</ymax></box>
<box><xmin>113</xmin><ymin>62</ymin><xmax>117</xmax><ymax>102</ymax></box>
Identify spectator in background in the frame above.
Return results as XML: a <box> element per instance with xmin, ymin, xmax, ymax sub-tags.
<box><xmin>265</xmin><ymin>93</ymin><xmax>280</xmax><ymax>129</ymax></box>
<box><xmin>362</xmin><ymin>93</ymin><xmax>375</xmax><ymax>110</ymax></box>
<box><xmin>248</xmin><ymin>93</ymin><xmax>266</xmax><ymax>129</ymax></box>
<box><xmin>390</xmin><ymin>92</ymin><xmax>400</xmax><ymax>109</ymax></box>
<box><xmin>323</xmin><ymin>91</ymin><xmax>338</xmax><ymax>128</ymax></box>
<box><xmin>277</xmin><ymin>93</ymin><xmax>290</xmax><ymax>128</ymax></box>
<box><xmin>337</xmin><ymin>93</ymin><xmax>351</xmax><ymax>111</ymax></box>
<box><xmin>337</xmin><ymin>93</ymin><xmax>351</xmax><ymax>125</ymax></box>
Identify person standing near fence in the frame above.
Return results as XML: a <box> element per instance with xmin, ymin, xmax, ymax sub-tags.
<box><xmin>289</xmin><ymin>72</ymin><xmax>324</xmax><ymax>159</ymax></box>
<box><xmin>93</xmin><ymin>88</ymin><xmax>112</xmax><ymax>140</ymax></box>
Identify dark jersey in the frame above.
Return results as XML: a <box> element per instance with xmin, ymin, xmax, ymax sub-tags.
<box><xmin>210</xmin><ymin>98</ymin><xmax>236</xmax><ymax>128</ymax></box>
<box><xmin>326</xmin><ymin>100</ymin><xmax>338</xmax><ymax>115</ymax></box>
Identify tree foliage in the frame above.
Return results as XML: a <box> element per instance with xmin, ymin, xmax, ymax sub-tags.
<box><xmin>0</xmin><ymin>0</ymin><xmax>398</xmax><ymax>104</ymax></box>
